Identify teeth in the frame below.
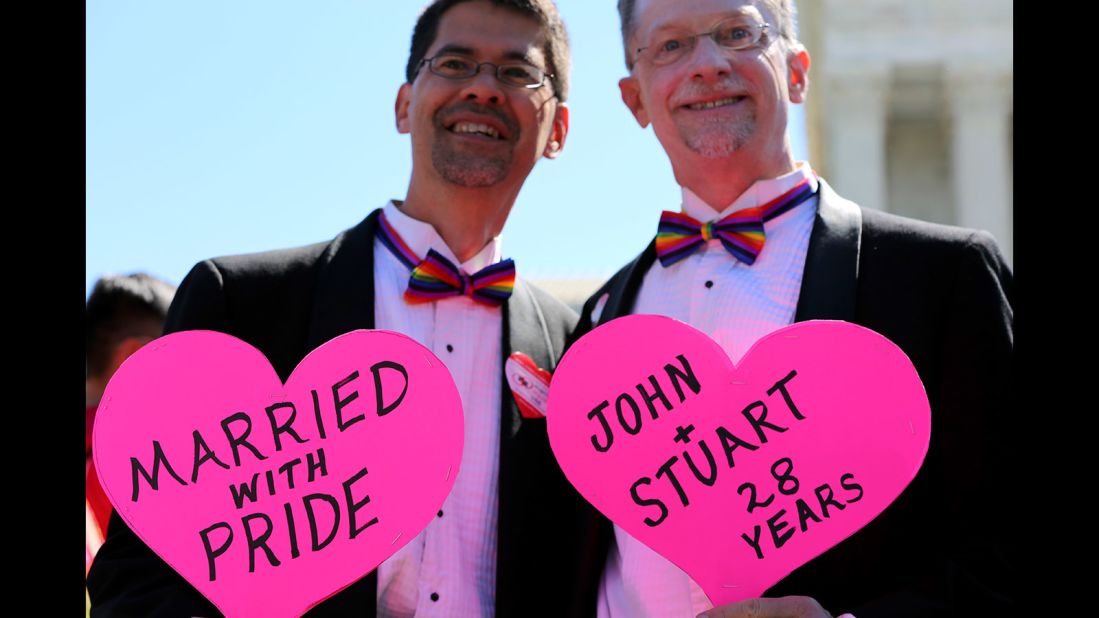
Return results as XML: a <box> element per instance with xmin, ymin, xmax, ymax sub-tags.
<box><xmin>688</xmin><ymin>96</ymin><xmax>742</xmax><ymax>110</ymax></box>
<box><xmin>451</xmin><ymin>122</ymin><xmax>500</xmax><ymax>138</ymax></box>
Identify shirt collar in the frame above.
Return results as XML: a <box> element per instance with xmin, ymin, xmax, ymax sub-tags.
<box><xmin>680</xmin><ymin>161</ymin><xmax>818</xmax><ymax>222</ymax></box>
<box><xmin>383</xmin><ymin>200</ymin><xmax>504</xmax><ymax>273</ymax></box>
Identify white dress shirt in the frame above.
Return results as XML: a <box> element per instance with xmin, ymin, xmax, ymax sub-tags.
<box><xmin>374</xmin><ymin>200</ymin><xmax>504</xmax><ymax>617</ymax></box>
<box><xmin>596</xmin><ymin>162</ymin><xmax>820</xmax><ymax>618</ymax></box>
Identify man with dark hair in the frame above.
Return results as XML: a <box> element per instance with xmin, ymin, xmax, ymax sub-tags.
<box><xmin>88</xmin><ymin>1</ymin><xmax>597</xmax><ymax>616</ymax></box>
<box><xmin>571</xmin><ymin>0</ymin><xmax>1014</xmax><ymax>616</ymax></box>
<box><xmin>86</xmin><ymin>273</ymin><xmax>176</xmax><ymax>570</ymax></box>
<box><xmin>406</xmin><ymin>0</ymin><xmax>571</xmax><ymax>103</ymax></box>
<box><xmin>86</xmin><ymin>273</ymin><xmax>176</xmax><ymax>384</ymax></box>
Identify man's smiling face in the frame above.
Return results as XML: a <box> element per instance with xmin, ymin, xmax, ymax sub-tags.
<box><xmin>396</xmin><ymin>0</ymin><xmax>565</xmax><ymax>189</ymax></box>
<box><xmin>620</xmin><ymin>0</ymin><xmax>807</xmax><ymax>176</ymax></box>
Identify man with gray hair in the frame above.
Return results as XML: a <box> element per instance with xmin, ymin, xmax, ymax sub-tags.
<box><xmin>569</xmin><ymin>0</ymin><xmax>1014</xmax><ymax>616</ymax></box>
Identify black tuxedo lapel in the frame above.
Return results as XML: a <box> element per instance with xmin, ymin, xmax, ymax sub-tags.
<box><xmin>793</xmin><ymin>181</ymin><xmax>862</xmax><ymax>323</ymax></box>
<box><xmin>501</xmin><ymin>278</ymin><xmax>541</xmax><ymax>438</ymax></box>
<box><xmin>305</xmin><ymin>210</ymin><xmax>381</xmax><ymax>353</ymax></box>
<box><xmin>496</xmin><ymin>277</ymin><xmax>573</xmax><ymax>616</ymax></box>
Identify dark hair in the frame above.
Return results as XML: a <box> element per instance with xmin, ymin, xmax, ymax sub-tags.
<box><xmin>617</xmin><ymin>0</ymin><xmax>799</xmax><ymax>70</ymax></box>
<box><xmin>406</xmin><ymin>0</ymin><xmax>571</xmax><ymax>101</ymax></box>
<box><xmin>86</xmin><ymin>273</ymin><xmax>176</xmax><ymax>377</ymax></box>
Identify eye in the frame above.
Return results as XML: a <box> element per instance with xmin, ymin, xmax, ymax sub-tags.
<box><xmin>658</xmin><ymin>37</ymin><xmax>684</xmax><ymax>53</ymax></box>
<box><xmin>714</xmin><ymin>21</ymin><xmax>758</xmax><ymax>47</ymax></box>
<box><xmin>434</xmin><ymin>55</ymin><xmax>475</xmax><ymax>74</ymax></box>
<box><xmin>500</xmin><ymin>64</ymin><xmax>539</xmax><ymax>84</ymax></box>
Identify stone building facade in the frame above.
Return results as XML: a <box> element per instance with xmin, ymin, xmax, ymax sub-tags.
<box><xmin>797</xmin><ymin>0</ymin><xmax>1013</xmax><ymax>262</ymax></box>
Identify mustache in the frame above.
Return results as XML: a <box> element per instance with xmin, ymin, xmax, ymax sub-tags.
<box><xmin>675</xmin><ymin>79</ymin><xmax>748</xmax><ymax>104</ymax></box>
<box><xmin>435</xmin><ymin>102</ymin><xmax>519</xmax><ymax>137</ymax></box>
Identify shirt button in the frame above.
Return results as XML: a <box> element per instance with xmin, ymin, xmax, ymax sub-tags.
<box><xmin>704</xmin><ymin>280</ymin><xmax>714</xmax><ymax>289</ymax></box>
<box><xmin>430</xmin><ymin>592</ymin><xmax>440</xmax><ymax>602</ymax></box>
<box><xmin>437</xmin><ymin>510</ymin><xmax>444</xmax><ymax>518</ymax></box>
<box><xmin>446</xmin><ymin>344</ymin><xmax>454</xmax><ymax>353</ymax></box>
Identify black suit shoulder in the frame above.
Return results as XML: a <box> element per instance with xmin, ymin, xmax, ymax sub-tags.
<box><xmin>209</xmin><ymin>240</ymin><xmax>331</xmax><ymax>287</ymax></box>
<box><xmin>854</xmin><ymin>209</ymin><xmax>1012</xmax><ymax>357</ymax></box>
<box><xmin>164</xmin><ymin>239</ymin><xmax>339</xmax><ymax>380</ymax></box>
<box><xmin>524</xmin><ymin>279</ymin><xmax>579</xmax><ymax>328</ymax></box>
<box><xmin>521</xmin><ymin>278</ymin><xmax>580</xmax><ymax>364</ymax></box>
<box><xmin>860</xmin><ymin>208</ymin><xmax>1010</xmax><ymax>275</ymax></box>
<box><xmin>168</xmin><ymin>239</ymin><xmax>331</xmax><ymax>329</ymax></box>
<box><xmin>863</xmin><ymin>208</ymin><xmax>1012</xmax><ymax>311</ymax></box>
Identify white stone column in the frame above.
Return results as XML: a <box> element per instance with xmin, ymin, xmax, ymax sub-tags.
<box><xmin>946</xmin><ymin>67</ymin><xmax>1013</xmax><ymax>263</ymax></box>
<box><xmin>822</xmin><ymin>65</ymin><xmax>891</xmax><ymax>212</ymax></box>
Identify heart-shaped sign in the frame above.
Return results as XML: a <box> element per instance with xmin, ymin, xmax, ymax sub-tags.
<box><xmin>547</xmin><ymin>317</ymin><xmax>930</xmax><ymax>605</ymax></box>
<box><xmin>94</xmin><ymin>329</ymin><xmax>464</xmax><ymax>617</ymax></box>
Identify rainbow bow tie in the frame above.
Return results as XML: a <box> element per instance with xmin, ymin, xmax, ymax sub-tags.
<box><xmin>654</xmin><ymin>177</ymin><xmax>817</xmax><ymax>267</ymax></box>
<box><xmin>407</xmin><ymin>250</ymin><xmax>515</xmax><ymax>306</ymax></box>
<box><xmin>656</xmin><ymin>209</ymin><xmax>765</xmax><ymax>267</ymax></box>
<box><xmin>378</xmin><ymin>211</ymin><xmax>515</xmax><ymax>306</ymax></box>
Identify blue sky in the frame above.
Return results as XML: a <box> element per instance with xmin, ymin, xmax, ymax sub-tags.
<box><xmin>86</xmin><ymin>1</ymin><xmax>808</xmax><ymax>297</ymax></box>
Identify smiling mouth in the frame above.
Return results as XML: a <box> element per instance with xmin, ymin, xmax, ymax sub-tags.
<box><xmin>685</xmin><ymin>96</ymin><xmax>746</xmax><ymax>110</ymax></box>
<box><xmin>448</xmin><ymin>122</ymin><xmax>503</xmax><ymax>139</ymax></box>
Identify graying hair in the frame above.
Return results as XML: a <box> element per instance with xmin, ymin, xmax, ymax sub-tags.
<box><xmin>617</xmin><ymin>0</ymin><xmax>800</xmax><ymax>70</ymax></box>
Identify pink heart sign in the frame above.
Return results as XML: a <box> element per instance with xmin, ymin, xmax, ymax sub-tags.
<box><xmin>93</xmin><ymin>329</ymin><xmax>464</xmax><ymax>617</ymax></box>
<box><xmin>546</xmin><ymin>317</ymin><xmax>930</xmax><ymax>605</ymax></box>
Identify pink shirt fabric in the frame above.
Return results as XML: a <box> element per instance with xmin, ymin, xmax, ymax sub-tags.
<box><xmin>374</xmin><ymin>201</ymin><xmax>504</xmax><ymax>618</ymax></box>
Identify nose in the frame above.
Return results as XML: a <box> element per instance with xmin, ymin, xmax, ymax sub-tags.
<box><xmin>684</xmin><ymin>36</ymin><xmax>732</xmax><ymax>82</ymax></box>
<box><xmin>458</xmin><ymin>63</ymin><xmax>505</xmax><ymax>105</ymax></box>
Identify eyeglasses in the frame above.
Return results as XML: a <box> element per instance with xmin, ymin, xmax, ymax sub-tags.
<box><xmin>417</xmin><ymin>53</ymin><xmax>554</xmax><ymax>90</ymax></box>
<box><xmin>634</xmin><ymin>17</ymin><xmax>773</xmax><ymax>67</ymax></box>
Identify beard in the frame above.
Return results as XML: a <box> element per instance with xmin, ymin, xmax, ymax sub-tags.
<box><xmin>674</xmin><ymin>79</ymin><xmax>757</xmax><ymax>158</ymax></box>
<box><xmin>431</xmin><ymin>102</ymin><xmax>518</xmax><ymax>187</ymax></box>
<box><xmin>431</xmin><ymin>144</ymin><xmax>512</xmax><ymax>187</ymax></box>
<box><xmin>681</xmin><ymin>112</ymin><xmax>756</xmax><ymax>158</ymax></box>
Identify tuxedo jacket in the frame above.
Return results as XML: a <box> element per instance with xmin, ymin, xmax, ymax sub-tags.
<box><xmin>570</xmin><ymin>183</ymin><xmax>1016</xmax><ymax>617</ymax></box>
<box><xmin>88</xmin><ymin>210</ymin><xmax>601</xmax><ymax>617</ymax></box>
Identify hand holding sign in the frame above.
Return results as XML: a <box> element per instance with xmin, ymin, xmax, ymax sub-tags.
<box><xmin>546</xmin><ymin>317</ymin><xmax>930</xmax><ymax>605</ymax></box>
<box><xmin>93</xmin><ymin>329</ymin><xmax>464</xmax><ymax>618</ymax></box>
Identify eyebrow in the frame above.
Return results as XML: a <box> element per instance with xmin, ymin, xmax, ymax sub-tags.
<box><xmin>434</xmin><ymin>44</ymin><xmax>541</xmax><ymax>67</ymax></box>
<box><xmin>647</xmin><ymin>8</ymin><xmax>761</xmax><ymax>37</ymax></box>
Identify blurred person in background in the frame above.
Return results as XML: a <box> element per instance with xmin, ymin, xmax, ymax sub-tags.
<box><xmin>86</xmin><ymin>272</ymin><xmax>176</xmax><ymax>571</ymax></box>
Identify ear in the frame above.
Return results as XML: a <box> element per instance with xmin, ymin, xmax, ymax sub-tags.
<box><xmin>543</xmin><ymin>102</ymin><xmax>569</xmax><ymax>159</ymax></box>
<box><xmin>108</xmin><ymin>336</ymin><xmax>152</xmax><ymax>379</ymax></box>
<box><xmin>395</xmin><ymin>82</ymin><xmax>413</xmax><ymax>134</ymax></box>
<box><xmin>787</xmin><ymin>45</ymin><xmax>811</xmax><ymax>104</ymax></box>
<box><xmin>619</xmin><ymin>75</ymin><xmax>649</xmax><ymax>128</ymax></box>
